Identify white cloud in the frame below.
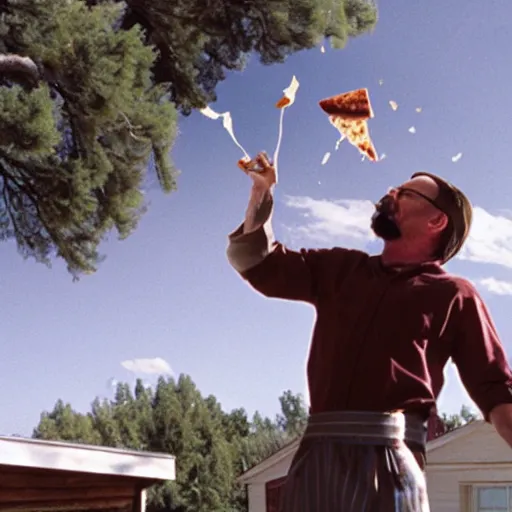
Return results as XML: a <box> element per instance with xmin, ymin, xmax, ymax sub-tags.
<box><xmin>283</xmin><ymin>196</ymin><xmax>376</xmax><ymax>246</ymax></box>
<box><xmin>121</xmin><ymin>357</ymin><xmax>173</xmax><ymax>376</ymax></box>
<box><xmin>459</xmin><ymin>206</ymin><xmax>512</xmax><ymax>269</ymax></box>
<box><xmin>477</xmin><ymin>277</ymin><xmax>512</xmax><ymax>296</ymax></box>
<box><xmin>283</xmin><ymin>197</ymin><xmax>512</xmax><ymax>270</ymax></box>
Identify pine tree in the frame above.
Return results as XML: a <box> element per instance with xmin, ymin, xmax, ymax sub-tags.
<box><xmin>90</xmin><ymin>397</ymin><xmax>124</xmax><ymax>447</ymax></box>
<box><xmin>134</xmin><ymin>379</ymin><xmax>156</xmax><ymax>449</ymax></box>
<box><xmin>0</xmin><ymin>0</ymin><xmax>377</xmax><ymax>277</ymax></box>
<box><xmin>276</xmin><ymin>389</ymin><xmax>308</xmax><ymax>437</ymax></box>
<box><xmin>0</xmin><ymin>0</ymin><xmax>177</xmax><ymax>278</ymax></box>
<box><xmin>100</xmin><ymin>0</ymin><xmax>378</xmax><ymax>114</ymax></box>
<box><xmin>31</xmin><ymin>376</ymin><xmax>343</xmax><ymax>510</ymax></box>
<box><xmin>440</xmin><ymin>404</ymin><xmax>479</xmax><ymax>433</ymax></box>
<box><xmin>33</xmin><ymin>399</ymin><xmax>101</xmax><ymax>444</ymax></box>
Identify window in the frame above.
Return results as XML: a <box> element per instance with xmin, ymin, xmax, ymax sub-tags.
<box><xmin>474</xmin><ymin>486</ymin><xmax>512</xmax><ymax>512</ymax></box>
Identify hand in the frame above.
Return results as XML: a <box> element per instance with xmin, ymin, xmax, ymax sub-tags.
<box><xmin>238</xmin><ymin>152</ymin><xmax>277</xmax><ymax>190</ymax></box>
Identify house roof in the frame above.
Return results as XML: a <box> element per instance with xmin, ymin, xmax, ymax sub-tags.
<box><xmin>0</xmin><ymin>435</ymin><xmax>176</xmax><ymax>480</ymax></box>
<box><xmin>0</xmin><ymin>435</ymin><xmax>176</xmax><ymax>512</ymax></box>
<box><xmin>237</xmin><ymin>421</ymin><xmax>483</xmax><ymax>484</ymax></box>
<box><xmin>238</xmin><ymin>437</ymin><xmax>301</xmax><ymax>484</ymax></box>
<box><xmin>425</xmin><ymin>419</ymin><xmax>484</xmax><ymax>454</ymax></box>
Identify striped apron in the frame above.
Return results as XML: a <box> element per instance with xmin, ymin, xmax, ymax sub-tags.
<box><xmin>279</xmin><ymin>411</ymin><xmax>430</xmax><ymax>512</ymax></box>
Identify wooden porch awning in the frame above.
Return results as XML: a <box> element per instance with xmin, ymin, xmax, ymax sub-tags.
<box><xmin>0</xmin><ymin>436</ymin><xmax>176</xmax><ymax>512</ymax></box>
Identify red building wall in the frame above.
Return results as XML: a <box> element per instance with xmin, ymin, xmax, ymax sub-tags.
<box><xmin>265</xmin><ymin>476</ymin><xmax>287</xmax><ymax>512</ymax></box>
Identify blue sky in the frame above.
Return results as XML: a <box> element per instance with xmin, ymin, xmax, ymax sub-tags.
<box><xmin>2</xmin><ymin>0</ymin><xmax>512</xmax><ymax>436</ymax></box>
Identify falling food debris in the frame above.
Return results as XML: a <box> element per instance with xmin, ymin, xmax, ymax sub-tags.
<box><xmin>378</xmin><ymin>79</ymin><xmax>384</xmax><ymax>86</ymax></box>
<box><xmin>408</xmin><ymin>126</ymin><xmax>416</xmax><ymax>134</ymax></box>
<box><xmin>389</xmin><ymin>100</ymin><xmax>398</xmax><ymax>111</ymax></box>
<box><xmin>275</xmin><ymin>75</ymin><xmax>300</xmax><ymax>109</ymax></box>
<box><xmin>321</xmin><ymin>152</ymin><xmax>331</xmax><ymax>165</ymax></box>
<box><xmin>320</xmin><ymin>45</ymin><xmax>326</xmax><ymax>53</ymax></box>
<box><xmin>415</xmin><ymin>107</ymin><xmax>422</xmax><ymax>113</ymax></box>
<box><xmin>199</xmin><ymin>106</ymin><xmax>250</xmax><ymax>159</ymax></box>
<box><xmin>451</xmin><ymin>152</ymin><xmax>463</xmax><ymax>163</ymax></box>
<box><xmin>201</xmin><ymin>76</ymin><xmax>300</xmax><ymax>178</ymax></box>
<box><xmin>273</xmin><ymin>75</ymin><xmax>300</xmax><ymax>172</ymax></box>
<box><xmin>380</xmin><ymin>153</ymin><xmax>387</xmax><ymax>160</ymax></box>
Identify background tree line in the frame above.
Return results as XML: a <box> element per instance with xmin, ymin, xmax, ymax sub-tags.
<box><xmin>31</xmin><ymin>374</ymin><xmax>477</xmax><ymax>512</ymax></box>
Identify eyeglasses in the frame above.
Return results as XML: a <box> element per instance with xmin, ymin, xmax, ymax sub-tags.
<box><xmin>392</xmin><ymin>186</ymin><xmax>447</xmax><ymax>215</ymax></box>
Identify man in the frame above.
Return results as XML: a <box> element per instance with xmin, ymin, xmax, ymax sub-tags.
<box><xmin>227</xmin><ymin>153</ymin><xmax>512</xmax><ymax>511</ymax></box>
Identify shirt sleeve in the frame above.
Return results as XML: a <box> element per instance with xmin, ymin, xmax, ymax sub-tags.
<box><xmin>450</xmin><ymin>283</ymin><xmax>512</xmax><ymax>422</ymax></box>
<box><xmin>226</xmin><ymin>191</ymin><xmax>276</xmax><ymax>274</ymax></box>
<box><xmin>226</xmin><ymin>194</ymin><xmax>357</xmax><ymax>304</ymax></box>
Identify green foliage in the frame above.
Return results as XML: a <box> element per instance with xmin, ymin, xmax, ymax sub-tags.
<box><xmin>0</xmin><ymin>0</ymin><xmax>377</xmax><ymax>277</ymax></box>
<box><xmin>103</xmin><ymin>0</ymin><xmax>378</xmax><ymax>113</ymax></box>
<box><xmin>0</xmin><ymin>0</ymin><xmax>177</xmax><ymax>278</ymax></box>
<box><xmin>276</xmin><ymin>389</ymin><xmax>308</xmax><ymax>437</ymax></box>
<box><xmin>440</xmin><ymin>404</ymin><xmax>479</xmax><ymax>432</ymax></box>
<box><xmin>33</xmin><ymin>375</ymin><xmax>309</xmax><ymax>512</ymax></box>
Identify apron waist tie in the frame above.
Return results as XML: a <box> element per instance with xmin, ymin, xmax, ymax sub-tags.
<box><xmin>303</xmin><ymin>410</ymin><xmax>427</xmax><ymax>449</ymax></box>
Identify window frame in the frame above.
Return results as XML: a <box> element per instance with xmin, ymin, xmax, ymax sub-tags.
<box><xmin>472</xmin><ymin>483</ymin><xmax>512</xmax><ymax>512</ymax></box>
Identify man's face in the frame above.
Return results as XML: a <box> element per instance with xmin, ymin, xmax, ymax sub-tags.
<box><xmin>371</xmin><ymin>176</ymin><xmax>442</xmax><ymax>241</ymax></box>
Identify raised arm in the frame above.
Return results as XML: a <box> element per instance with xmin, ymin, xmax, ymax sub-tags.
<box><xmin>227</xmin><ymin>153</ymin><xmax>277</xmax><ymax>274</ymax></box>
<box><xmin>227</xmin><ymin>153</ymin><xmax>357</xmax><ymax>304</ymax></box>
<box><xmin>450</xmin><ymin>283</ymin><xmax>512</xmax><ymax>444</ymax></box>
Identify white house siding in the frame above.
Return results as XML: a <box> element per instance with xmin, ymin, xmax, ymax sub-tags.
<box><xmin>425</xmin><ymin>469</ymin><xmax>461</xmax><ymax>512</ymax></box>
<box><xmin>427</xmin><ymin>467</ymin><xmax>512</xmax><ymax>512</ymax></box>
<box><xmin>248</xmin><ymin>484</ymin><xmax>266</xmax><ymax>512</ymax></box>
<box><xmin>420</xmin><ymin>422</ymin><xmax>512</xmax><ymax>512</ymax></box>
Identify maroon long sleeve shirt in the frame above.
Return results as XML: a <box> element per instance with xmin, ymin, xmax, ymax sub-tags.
<box><xmin>227</xmin><ymin>197</ymin><xmax>512</xmax><ymax>422</ymax></box>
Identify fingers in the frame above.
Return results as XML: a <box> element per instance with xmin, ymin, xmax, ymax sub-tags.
<box><xmin>256</xmin><ymin>152</ymin><xmax>273</xmax><ymax>170</ymax></box>
<box><xmin>237</xmin><ymin>152</ymin><xmax>274</xmax><ymax>174</ymax></box>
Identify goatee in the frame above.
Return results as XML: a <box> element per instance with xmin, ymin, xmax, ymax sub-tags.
<box><xmin>371</xmin><ymin>195</ymin><xmax>402</xmax><ymax>241</ymax></box>
<box><xmin>371</xmin><ymin>212</ymin><xmax>401</xmax><ymax>240</ymax></box>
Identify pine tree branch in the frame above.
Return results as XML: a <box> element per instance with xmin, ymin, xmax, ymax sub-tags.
<box><xmin>0</xmin><ymin>153</ymin><xmax>53</xmax><ymax>241</ymax></box>
<box><xmin>1</xmin><ymin>180</ymin><xmax>18</xmax><ymax>237</ymax></box>
<box><xmin>119</xmin><ymin>112</ymin><xmax>147</xmax><ymax>142</ymax></box>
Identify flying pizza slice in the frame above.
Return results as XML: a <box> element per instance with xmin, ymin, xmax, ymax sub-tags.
<box><xmin>319</xmin><ymin>88</ymin><xmax>379</xmax><ymax>162</ymax></box>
